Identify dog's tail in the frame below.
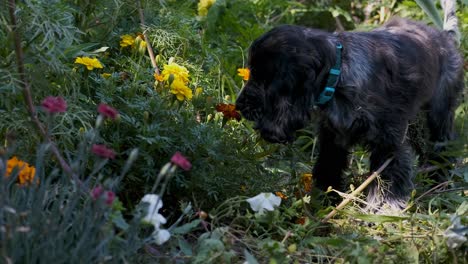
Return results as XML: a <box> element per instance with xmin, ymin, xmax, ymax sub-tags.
<box><xmin>440</xmin><ymin>0</ymin><xmax>460</xmax><ymax>44</ymax></box>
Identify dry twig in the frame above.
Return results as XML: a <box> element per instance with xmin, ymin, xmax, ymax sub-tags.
<box><xmin>321</xmin><ymin>157</ymin><xmax>394</xmax><ymax>223</ymax></box>
<box><xmin>136</xmin><ymin>0</ymin><xmax>160</xmax><ymax>75</ymax></box>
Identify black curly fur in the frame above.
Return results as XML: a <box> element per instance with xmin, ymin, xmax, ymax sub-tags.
<box><xmin>236</xmin><ymin>18</ymin><xmax>464</xmax><ymax>210</ymax></box>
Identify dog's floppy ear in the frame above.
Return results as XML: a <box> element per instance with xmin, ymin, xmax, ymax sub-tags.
<box><xmin>263</xmin><ymin>56</ymin><xmax>296</xmax><ymax>107</ymax></box>
<box><xmin>265</xmin><ymin>52</ymin><xmax>320</xmax><ymax>109</ymax></box>
<box><xmin>262</xmin><ymin>57</ymin><xmax>313</xmax><ymax>133</ymax></box>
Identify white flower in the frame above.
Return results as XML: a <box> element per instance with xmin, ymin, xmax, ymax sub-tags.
<box><xmin>246</xmin><ymin>192</ymin><xmax>281</xmax><ymax>214</ymax></box>
<box><xmin>153</xmin><ymin>229</ymin><xmax>171</xmax><ymax>245</ymax></box>
<box><xmin>142</xmin><ymin>194</ymin><xmax>163</xmax><ymax>216</ymax></box>
<box><xmin>141</xmin><ymin>194</ymin><xmax>165</xmax><ymax>225</ymax></box>
<box><xmin>144</xmin><ymin>211</ymin><xmax>167</xmax><ymax>229</ymax></box>
<box><xmin>141</xmin><ymin>194</ymin><xmax>171</xmax><ymax>245</ymax></box>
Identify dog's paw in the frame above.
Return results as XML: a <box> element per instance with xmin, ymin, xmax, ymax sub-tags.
<box><xmin>365</xmin><ymin>195</ymin><xmax>408</xmax><ymax>215</ymax></box>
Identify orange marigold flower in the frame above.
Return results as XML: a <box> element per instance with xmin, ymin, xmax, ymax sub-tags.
<box><xmin>5</xmin><ymin>156</ymin><xmax>37</xmax><ymax>186</ymax></box>
<box><xmin>275</xmin><ymin>191</ymin><xmax>288</xmax><ymax>200</ymax></box>
<box><xmin>154</xmin><ymin>73</ymin><xmax>164</xmax><ymax>82</ymax></box>
<box><xmin>237</xmin><ymin>68</ymin><xmax>250</xmax><ymax>81</ymax></box>
<box><xmin>301</xmin><ymin>173</ymin><xmax>313</xmax><ymax>193</ymax></box>
<box><xmin>215</xmin><ymin>103</ymin><xmax>241</xmax><ymax>121</ymax></box>
<box><xmin>295</xmin><ymin>216</ymin><xmax>306</xmax><ymax>225</ymax></box>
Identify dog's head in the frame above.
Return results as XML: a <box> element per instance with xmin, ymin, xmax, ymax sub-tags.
<box><xmin>236</xmin><ymin>25</ymin><xmax>334</xmax><ymax>143</ymax></box>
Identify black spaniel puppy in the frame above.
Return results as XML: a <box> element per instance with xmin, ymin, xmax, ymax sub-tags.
<box><xmin>236</xmin><ymin>4</ymin><xmax>464</xmax><ymax>211</ymax></box>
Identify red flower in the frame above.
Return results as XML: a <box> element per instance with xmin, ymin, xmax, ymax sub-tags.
<box><xmin>91</xmin><ymin>144</ymin><xmax>116</xmax><ymax>159</ymax></box>
<box><xmin>215</xmin><ymin>103</ymin><xmax>241</xmax><ymax>121</ymax></box>
<box><xmin>104</xmin><ymin>191</ymin><xmax>116</xmax><ymax>205</ymax></box>
<box><xmin>41</xmin><ymin>96</ymin><xmax>67</xmax><ymax>114</ymax></box>
<box><xmin>170</xmin><ymin>152</ymin><xmax>192</xmax><ymax>171</ymax></box>
<box><xmin>91</xmin><ymin>185</ymin><xmax>104</xmax><ymax>200</ymax></box>
<box><xmin>97</xmin><ymin>103</ymin><xmax>119</xmax><ymax>120</ymax></box>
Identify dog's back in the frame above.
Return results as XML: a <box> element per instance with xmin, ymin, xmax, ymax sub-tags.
<box><xmin>381</xmin><ymin>17</ymin><xmax>464</xmax><ymax>142</ymax></box>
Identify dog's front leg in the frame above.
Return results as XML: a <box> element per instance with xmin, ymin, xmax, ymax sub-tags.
<box><xmin>312</xmin><ymin>126</ymin><xmax>350</xmax><ymax>195</ymax></box>
<box><xmin>367</xmin><ymin>142</ymin><xmax>415</xmax><ymax>213</ymax></box>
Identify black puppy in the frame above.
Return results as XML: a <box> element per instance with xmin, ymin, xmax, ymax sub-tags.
<box><xmin>236</xmin><ymin>4</ymin><xmax>464</xmax><ymax>211</ymax></box>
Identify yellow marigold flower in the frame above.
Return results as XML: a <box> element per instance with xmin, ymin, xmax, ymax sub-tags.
<box><xmin>237</xmin><ymin>68</ymin><xmax>250</xmax><ymax>81</ymax></box>
<box><xmin>101</xmin><ymin>73</ymin><xmax>112</xmax><ymax>78</ymax></box>
<box><xmin>301</xmin><ymin>173</ymin><xmax>313</xmax><ymax>193</ymax></box>
<box><xmin>75</xmin><ymin>56</ymin><xmax>104</xmax><ymax>71</ymax></box>
<box><xmin>198</xmin><ymin>0</ymin><xmax>216</xmax><ymax>17</ymax></box>
<box><xmin>120</xmin><ymin>34</ymin><xmax>135</xmax><ymax>48</ymax></box>
<box><xmin>161</xmin><ymin>62</ymin><xmax>190</xmax><ymax>84</ymax></box>
<box><xmin>5</xmin><ymin>156</ymin><xmax>37</xmax><ymax>186</ymax></box>
<box><xmin>170</xmin><ymin>79</ymin><xmax>193</xmax><ymax>101</ymax></box>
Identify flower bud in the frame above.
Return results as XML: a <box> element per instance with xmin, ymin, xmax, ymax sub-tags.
<box><xmin>199</xmin><ymin>211</ymin><xmax>208</xmax><ymax>220</ymax></box>
<box><xmin>128</xmin><ymin>148</ymin><xmax>139</xmax><ymax>163</ymax></box>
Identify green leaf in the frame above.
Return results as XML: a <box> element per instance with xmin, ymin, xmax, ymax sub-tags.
<box><xmin>63</xmin><ymin>43</ymin><xmax>100</xmax><ymax>59</ymax></box>
<box><xmin>112</xmin><ymin>212</ymin><xmax>130</xmax><ymax>230</ymax></box>
<box><xmin>456</xmin><ymin>201</ymin><xmax>468</xmax><ymax>215</ymax></box>
<box><xmin>171</xmin><ymin>219</ymin><xmax>201</xmax><ymax>235</ymax></box>
<box><xmin>306</xmin><ymin>236</ymin><xmax>348</xmax><ymax>247</ymax></box>
<box><xmin>178</xmin><ymin>238</ymin><xmax>193</xmax><ymax>256</ymax></box>
<box><xmin>244</xmin><ymin>249</ymin><xmax>259</xmax><ymax>264</ymax></box>
<box><xmin>414</xmin><ymin>0</ymin><xmax>443</xmax><ymax>28</ymax></box>
<box><xmin>402</xmin><ymin>0</ymin><xmax>418</xmax><ymax>7</ymax></box>
<box><xmin>344</xmin><ymin>211</ymin><xmax>409</xmax><ymax>223</ymax></box>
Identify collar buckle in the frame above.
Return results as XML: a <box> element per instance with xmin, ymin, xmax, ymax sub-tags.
<box><xmin>315</xmin><ymin>42</ymin><xmax>343</xmax><ymax>106</ymax></box>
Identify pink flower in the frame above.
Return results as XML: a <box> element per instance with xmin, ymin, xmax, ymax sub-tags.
<box><xmin>105</xmin><ymin>191</ymin><xmax>116</xmax><ymax>205</ymax></box>
<box><xmin>97</xmin><ymin>103</ymin><xmax>119</xmax><ymax>120</ymax></box>
<box><xmin>170</xmin><ymin>152</ymin><xmax>192</xmax><ymax>171</ymax></box>
<box><xmin>41</xmin><ymin>96</ymin><xmax>67</xmax><ymax>114</ymax></box>
<box><xmin>91</xmin><ymin>144</ymin><xmax>116</xmax><ymax>159</ymax></box>
<box><xmin>91</xmin><ymin>185</ymin><xmax>104</xmax><ymax>200</ymax></box>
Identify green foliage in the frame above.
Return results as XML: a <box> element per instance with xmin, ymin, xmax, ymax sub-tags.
<box><xmin>0</xmin><ymin>145</ymin><xmax>144</xmax><ymax>263</ymax></box>
<box><xmin>0</xmin><ymin>0</ymin><xmax>466</xmax><ymax>262</ymax></box>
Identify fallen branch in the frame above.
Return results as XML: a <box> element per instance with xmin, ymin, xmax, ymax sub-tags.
<box><xmin>401</xmin><ymin>181</ymin><xmax>452</xmax><ymax>213</ymax></box>
<box><xmin>321</xmin><ymin>157</ymin><xmax>394</xmax><ymax>223</ymax></box>
<box><xmin>8</xmin><ymin>0</ymin><xmax>83</xmax><ymax>188</ymax></box>
<box><xmin>417</xmin><ymin>159</ymin><xmax>467</xmax><ymax>174</ymax></box>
